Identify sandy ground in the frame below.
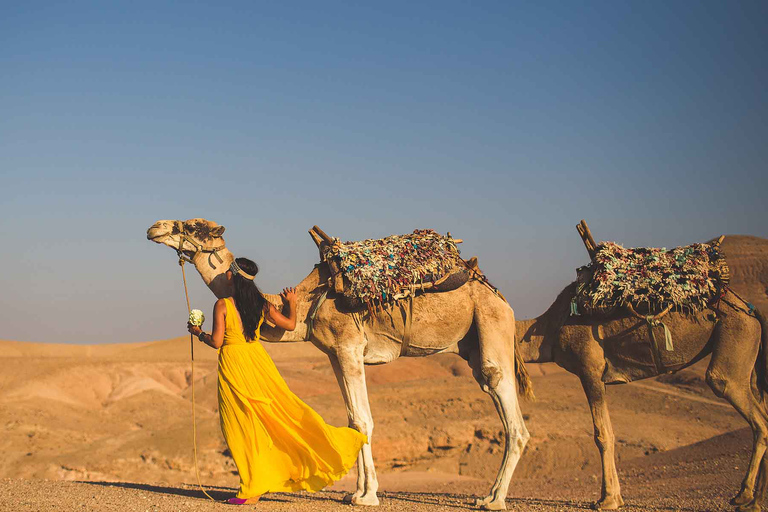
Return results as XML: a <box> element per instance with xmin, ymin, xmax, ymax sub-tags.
<box><xmin>1</xmin><ymin>234</ymin><xmax>766</xmax><ymax>511</ymax></box>
<box><xmin>0</xmin><ymin>427</ymin><xmax>751</xmax><ymax>512</ymax></box>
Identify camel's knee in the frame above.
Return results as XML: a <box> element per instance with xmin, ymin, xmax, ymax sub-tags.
<box><xmin>706</xmin><ymin>369</ymin><xmax>730</xmax><ymax>398</ymax></box>
<box><xmin>350</xmin><ymin>418</ymin><xmax>373</xmax><ymax>437</ymax></box>
<box><xmin>594</xmin><ymin>428</ymin><xmax>614</xmax><ymax>450</ymax></box>
<box><xmin>517</xmin><ymin>428</ymin><xmax>531</xmax><ymax>451</ymax></box>
<box><xmin>479</xmin><ymin>363</ymin><xmax>503</xmax><ymax>392</ymax></box>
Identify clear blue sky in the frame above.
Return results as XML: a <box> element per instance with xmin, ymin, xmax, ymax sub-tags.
<box><xmin>1</xmin><ymin>1</ymin><xmax>766</xmax><ymax>344</ymax></box>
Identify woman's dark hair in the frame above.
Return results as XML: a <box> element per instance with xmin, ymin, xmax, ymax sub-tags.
<box><xmin>231</xmin><ymin>257</ymin><xmax>266</xmax><ymax>341</ymax></box>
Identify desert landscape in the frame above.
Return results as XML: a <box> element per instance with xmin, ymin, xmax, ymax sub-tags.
<box><xmin>2</xmin><ymin>235</ymin><xmax>767</xmax><ymax>511</ymax></box>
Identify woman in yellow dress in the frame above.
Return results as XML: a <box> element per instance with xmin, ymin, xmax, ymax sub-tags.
<box><xmin>187</xmin><ymin>257</ymin><xmax>367</xmax><ymax>505</ymax></box>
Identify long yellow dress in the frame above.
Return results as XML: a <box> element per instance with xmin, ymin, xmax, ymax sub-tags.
<box><xmin>217</xmin><ymin>297</ymin><xmax>367</xmax><ymax>499</ymax></box>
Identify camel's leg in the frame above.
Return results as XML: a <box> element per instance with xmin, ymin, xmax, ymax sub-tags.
<box><xmin>579</xmin><ymin>373</ymin><xmax>624</xmax><ymax>510</ymax></box>
<box><xmin>327</xmin><ymin>354</ymin><xmax>366</xmax><ymax>503</ymax></box>
<box><xmin>329</xmin><ymin>349</ymin><xmax>379</xmax><ymax>506</ymax></box>
<box><xmin>471</xmin><ymin>366</ymin><xmax>529</xmax><ymax>511</ymax></box>
<box><xmin>470</xmin><ymin>310</ymin><xmax>529</xmax><ymax>510</ymax></box>
<box><xmin>705</xmin><ymin>320</ymin><xmax>767</xmax><ymax>511</ymax></box>
<box><xmin>556</xmin><ymin>324</ymin><xmax>625</xmax><ymax>510</ymax></box>
<box><xmin>738</xmin><ymin>454</ymin><xmax>768</xmax><ymax>512</ymax></box>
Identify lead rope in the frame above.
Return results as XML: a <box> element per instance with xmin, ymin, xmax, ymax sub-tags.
<box><xmin>178</xmin><ymin>257</ymin><xmax>217</xmax><ymax>502</ymax></box>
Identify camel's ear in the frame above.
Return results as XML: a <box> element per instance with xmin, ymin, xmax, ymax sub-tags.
<box><xmin>211</xmin><ymin>225</ymin><xmax>225</xmax><ymax>237</ymax></box>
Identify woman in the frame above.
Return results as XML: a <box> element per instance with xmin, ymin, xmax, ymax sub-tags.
<box><xmin>187</xmin><ymin>257</ymin><xmax>367</xmax><ymax>504</ymax></box>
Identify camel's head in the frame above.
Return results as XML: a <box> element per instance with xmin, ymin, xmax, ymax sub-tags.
<box><xmin>146</xmin><ymin>218</ymin><xmax>226</xmax><ymax>257</ymax></box>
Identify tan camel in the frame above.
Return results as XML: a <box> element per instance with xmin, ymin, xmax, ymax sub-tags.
<box><xmin>515</xmin><ymin>277</ymin><xmax>768</xmax><ymax>511</ymax></box>
<box><xmin>147</xmin><ymin>218</ymin><xmax>533</xmax><ymax>510</ymax></box>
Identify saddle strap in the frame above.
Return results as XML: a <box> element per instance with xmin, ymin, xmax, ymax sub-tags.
<box><xmin>400</xmin><ymin>292</ymin><xmax>414</xmax><ymax>356</ymax></box>
<box><xmin>305</xmin><ymin>289</ymin><xmax>329</xmax><ymax>341</ymax></box>
<box><xmin>626</xmin><ymin>303</ymin><xmax>674</xmax><ymax>352</ymax></box>
<box><xmin>626</xmin><ymin>303</ymin><xmax>673</xmax><ymax>323</ymax></box>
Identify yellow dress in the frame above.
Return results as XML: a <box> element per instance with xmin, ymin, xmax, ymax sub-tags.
<box><xmin>217</xmin><ymin>297</ymin><xmax>367</xmax><ymax>499</ymax></box>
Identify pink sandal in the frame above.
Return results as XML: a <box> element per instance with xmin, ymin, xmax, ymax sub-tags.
<box><xmin>227</xmin><ymin>496</ymin><xmax>261</xmax><ymax>505</ymax></box>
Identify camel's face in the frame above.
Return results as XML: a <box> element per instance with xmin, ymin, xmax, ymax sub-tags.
<box><xmin>146</xmin><ymin>218</ymin><xmax>226</xmax><ymax>255</ymax></box>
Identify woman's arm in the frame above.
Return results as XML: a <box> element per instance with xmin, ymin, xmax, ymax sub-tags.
<box><xmin>265</xmin><ymin>287</ymin><xmax>297</xmax><ymax>331</ymax></box>
<box><xmin>187</xmin><ymin>299</ymin><xmax>226</xmax><ymax>349</ymax></box>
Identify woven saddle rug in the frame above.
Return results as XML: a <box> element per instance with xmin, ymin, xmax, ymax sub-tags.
<box><xmin>322</xmin><ymin>229</ymin><xmax>465</xmax><ymax>309</ymax></box>
<box><xmin>575</xmin><ymin>240</ymin><xmax>729</xmax><ymax>316</ymax></box>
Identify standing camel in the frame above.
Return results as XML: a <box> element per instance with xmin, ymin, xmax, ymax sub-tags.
<box><xmin>515</xmin><ymin>273</ymin><xmax>768</xmax><ymax>511</ymax></box>
<box><xmin>147</xmin><ymin>218</ymin><xmax>532</xmax><ymax>510</ymax></box>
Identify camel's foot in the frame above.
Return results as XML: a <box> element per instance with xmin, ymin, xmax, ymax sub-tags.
<box><xmin>474</xmin><ymin>496</ymin><xmax>491</xmax><ymax>507</ymax></box>
<box><xmin>343</xmin><ymin>492</ymin><xmax>362</xmax><ymax>504</ymax></box>
<box><xmin>474</xmin><ymin>496</ymin><xmax>506</xmax><ymax>510</ymax></box>
<box><xmin>732</xmin><ymin>489</ymin><xmax>755</xmax><ymax>507</ymax></box>
<box><xmin>592</xmin><ymin>495</ymin><xmax>624</xmax><ymax>510</ymax></box>
<box><xmin>350</xmin><ymin>493</ymin><xmax>379</xmax><ymax>506</ymax></box>
<box><xmin>736</xmin><ymin>501</ymin><xmax>762</xmax><ymax>512</ymax></box>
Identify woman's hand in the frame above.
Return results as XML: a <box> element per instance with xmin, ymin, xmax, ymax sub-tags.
<box><xmin>267</xmin><ymin>287</ymin><xmax>298</xmax><ymax>332</ymax></box>
<box><xmin>187</xmin><ymin>322</ymin><xmax>202</xmax><ymax>337</ymax></box>
<box><xmin>280</xmin><ymin>287</ymin><xmax>297</xmax><ymax>304</ymax></box>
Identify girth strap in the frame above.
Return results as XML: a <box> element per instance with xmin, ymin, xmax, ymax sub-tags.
<box><xmin>400</xmin><ymin>292</ymin><xmax>414</xmax><ymax>356</ymax></box>
<box><xmin>306</xmin><ymin>289</ymin><xmax>329</xmax><ymax>341</ymax></box>
<box><xmin>626</xmin><ymin>303</ymin><xmax>674</xmax><ymax>352</ymax></box>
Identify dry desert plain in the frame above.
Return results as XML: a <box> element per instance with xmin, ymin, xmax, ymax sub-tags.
<box><xmin>1</xmin><ymin>235</ymin><xmax>767</xmax><ymax>511</ymax></box>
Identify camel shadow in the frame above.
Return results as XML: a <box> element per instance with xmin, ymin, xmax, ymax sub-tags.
<box><xmin>378</xmin><ymin>492</ymin><xmax>595</xmax><ymax>510</ymax></box>
<box><xmin>77</xmin><ymin>482</ymin><xmax>611</xmax><ymax>510</ymax></box>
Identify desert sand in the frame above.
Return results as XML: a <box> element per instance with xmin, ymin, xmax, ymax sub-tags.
<box><xmin>1</xmin><ymin>235</ymin><xmax>766</xmax><ymax>511</ymax></box>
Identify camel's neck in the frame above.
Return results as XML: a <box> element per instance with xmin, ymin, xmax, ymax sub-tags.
<box><xmin>259</xmin><ymin>266</ymin><xmax>325</xmax><ymax>342</ymax></box>
<box><xmin>190</xmin><ymin>249</ymin><xmax>325</xmax><ymax>343</ymax></box>
<box><xmin>191</xmin><ymin>247</ymin><xmax>234</xmax><ymax>298</ymax></box>
<box><xmin>515</xmin><ymin>282</ymin><xmax>578</xmax><ymax>363</ymax></box>
<box><xmin>515</xmin><ymin>317</ymin><xmax>554</xmax><ymax>363</ymax></box>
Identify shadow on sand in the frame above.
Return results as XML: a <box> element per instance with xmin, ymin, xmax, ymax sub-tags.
<box><xmin>78</xmin><ymin>481</ymin><xmax>347</xmax><ymax>505</ymax></box>
<box><xmin>80</xmin><ymin>481</ymin><xmax>234</xmax><ymax>501</ymax></box>
<box><xmin>79</xmin><ymin>482</ymin><xmax>606</xmax><ymax>510</ymax></box>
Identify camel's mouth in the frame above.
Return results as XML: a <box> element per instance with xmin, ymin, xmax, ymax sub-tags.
<box><xmin>146</xmin><ymin>227</ymin><xmax>168</xmax><ymax>242</ymax></box>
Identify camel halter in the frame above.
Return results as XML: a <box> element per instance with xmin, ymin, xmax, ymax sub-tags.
<box><xmin>177</xmin><ymin>256</ymin><xmax>217</xmax><ymax>502</ymax></box>
<box><xmin>175</xmin><ymin>221</ymin><xmax>227</xmax><ymax>265</ymax></box>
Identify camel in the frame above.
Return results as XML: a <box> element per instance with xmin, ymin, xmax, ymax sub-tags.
<box><xmin>147</xmin><ymin>218</ymin><xmax>533</xmax><ymax>510</ymax></box>
<box><xmin>514</xmin><ymin>271</ymin><xmax>768</xmax><ymax>511</ymax></box>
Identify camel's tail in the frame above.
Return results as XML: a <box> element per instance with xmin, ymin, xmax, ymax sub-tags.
<box><xmin>514</xmin><ymin>346</ymin><xmax>535</xmax><ymax>401</ymax></box>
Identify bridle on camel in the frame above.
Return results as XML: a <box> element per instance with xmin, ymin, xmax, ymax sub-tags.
<box><xmin>174</xmin><ymin>226</ymin><xmax>220</xmax><ymax>502</ymax></box>
<box><xmin>175</xmin><ymin>221</ymin><xmax>227</xmax><ymax>265</ymax></box>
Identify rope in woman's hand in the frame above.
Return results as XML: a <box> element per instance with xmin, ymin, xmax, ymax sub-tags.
<box><xmin>179</xmin><ymin>257</ymin><xmax>217</xmax><ymax>502</ymax></box>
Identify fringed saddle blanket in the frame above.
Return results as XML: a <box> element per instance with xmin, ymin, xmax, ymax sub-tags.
<box><xmin>322</xmin><ymin>229</ymin><xmax>463</xmax><ymax>309</ymax></box>
<box><xmin>575</xmin><ymin>241</ymin><xmax>729</xmax><ymax>315</ymax></box>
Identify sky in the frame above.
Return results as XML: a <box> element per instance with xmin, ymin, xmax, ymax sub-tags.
<box><xmin>1</xmin><ymin>1</ymin><xmax>766</xmax><ymax>344</ymax></box>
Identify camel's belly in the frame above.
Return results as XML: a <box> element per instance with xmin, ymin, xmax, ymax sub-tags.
<box><xmin>361</xmin><ymin>293</ymin><xmax>475</xmax><ymax>362</ymax></box>
<box><xmin>575</xmin><ymin>310</ymin><xmax>716</xmax><ymax>384</ymax></box>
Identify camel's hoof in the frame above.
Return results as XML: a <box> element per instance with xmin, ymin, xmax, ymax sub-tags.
<box><xmin>476</xmin><ymin>498</ymin><xmax>506</xmax><ymax>511</ymax></box>
<box><xmin>732</xmin><ymin>490</ymin><xmax>754</xmax><ymax>506</ymax></box>
<box><xmin>351</xmin><ymin>493</ymin><xmax>379</xmax><ymax>506</ymax></box>
<box><xmin>474</xmin><ymin>496</ymin><xmax>492</xmax><ymax>507</ymax></box>
<box><xmin>736</xmin><ymin>502</ymin><xmax>762</xmax><ymax>512</ymax></box>
<box><xmin>592</xmin><ymin>495</ymin><xmax>624</xmax><ymax>510</ymax></box>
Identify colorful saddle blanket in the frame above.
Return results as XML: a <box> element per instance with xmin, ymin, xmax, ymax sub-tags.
<box><xmin>575</xmin><ymin>240</ymin><xmax>729</xmax><ymax>315</ymax></box>
<box><xmin>322</xmin><ymin>229</ymin><xmax>464</xmax><ymax>308</ymax></box>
